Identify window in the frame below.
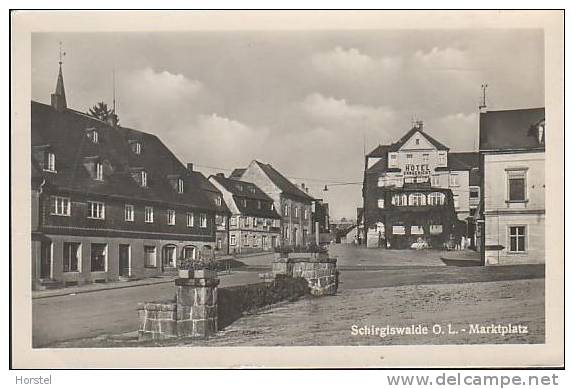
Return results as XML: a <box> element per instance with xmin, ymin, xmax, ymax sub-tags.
<box><xmin>406</xmin><ymin>153</ymin><xmax>413</xmax><ymax>159</ymax></box>
<box><xmin>124</xmin><ymin>204</ymin><xmax>134</xmax><ymax>221</ymax></box>
<box><xmin>431</xmin><ymin>175</ymin><xmax>440</xmax><ymax>187</ymax></box>
<box><xmin>242</xmin><ymin>199</ymin><xmax>247</xmax><ymax>207</ymax></box>
<box><xmin>163</xmin><ymin>245</ymin><xmax>177</xmax><ymax>267</ymax></box>
<box><xmin>304</xmin><ymin>209</ymin><xmax>309</xmax><ymax>219</ymax></box>
<box><xmin>422</xmin><ymin>153</ymin><xmax>429</xmax><ymax>162</ymax></box>
<box><xmin>215</xmin><ymin>196</ymin><xmax>222</xmax><ymax>206</ymax></box>
<box><xmin>45</xmin><ymin>152</ymin><xmax>56</xmax><ymax>172</ymax></box>
<box><xmin>200</xmin><ymin>213</ymin><xmax>207</xmax><ymax>228</ymax></box>
<box><xmin>470</xmin><ymin>188</ymin><xmax>479</xmax><ymax>199</ymax></box>
<box><xmin>145</xmin><ymin>206</ymin><xmax>154</xmax><ymax>223</ymax></box>
<box><xmin>183</xmin><ymin>246</ymin><xmax>196</xmax><ymax>260</ymax></box>
<box><xmin>392</xmin><ymin>225</ymin><xmax>406</xmax><ymax>235</ymax></box>
<box><xmin>63</xmin><ymin>242</ymin><xmax>80</xmax><ymax>272</ymax></box>
<box><xmin>178</xmin><ymin>178</ymin><xmax>184</xmax><ymax>193</ymax></box>
<box><xmin>253</xmin><ymin>235</ymin><xmax>259</xmax><ymax>247</ymax></box>
<box><xmin>509</xmin><ymin>226</ymin><xmax>526</xmax><ymax>253</ymax></box>
<box><xmin>449</xmin><ymin>174</ymin><xmax>459</xmax><ymax>187</ymax></box>
<box><xmin>438</xmin><ymin>152</ymin><xmax>447</xmax><ymax>166</ymax></box>
<box><xmin>186</xmin><ymin>212</ymin><xmax>194</xmax><ymax>227</ymax></box>
<box><xmin>409</xmin><ymin>193</ymin><xmax>427</xmax><ymax>206</ymax></box>
<box><xmin>230</xmin><ymin>216</ymin><xmax>237</xmax><ymax>227</ymax></box>
<box><xmin>95</xmin><ymin>162</ymin><xmax>104</xmax><ymax>181</ymax></box>
<box><xmin>131</xmin><ymin>142</ymin><xmax>142</xmax><ymax>155</ymax></box>
<box><xmin>90</xmin><ymin>243</ymin><xmax>107</xmax><ymax>272</ymax></box>
<box><xmin>243</xmin><ymin>234</ymin><xmax>249</xmax><ymax>247</ymax></box>
<box><xmin>230</xmin><ymin>235</ymin><xmax>237</xmax><ymax>246</ymax></box>
<box><xmin>453</xmin><ymin>195</ymin><xmax>460</xmax><ymax>209</ymax></box>
<box><xmin>216</xmin><ymin>214</ymin><xmax>225</xmax><ymax>227</ymax></box>
<box><xmin>141</xmin><ymin>171</ymin><xmax>148</xmax><ymax>187</ymax></box>
<box><xmin>378</xmin><ymin>199</ymin><xmax>385</xmax><ymax>208</ymax></box>
<box><xmin>284</xmin><ymin>204</ymin><xmax>289</xmax><ymax>216</ymax></box>
<box><xmin>411</xmin><ymin>226</ymin><xmax>424</xmax><ymax>235</ymax></box>
<box><xmin>262</xmin><ymin>235</ymin><xmax>268</xmax><ymax>248</ymax></box>
<box><xmin>144</xmin><ymin>246</ymin><xmax>156</xmax><ymax>267</ymax></box>
<box><xmin>430</xmin><ymin>225</ymin><xmax>443</xmax><ymax>235</ymax></box>
<box><xmin>508</xmin><ymin>170</ymin><xmax>527</xmax><ymax>202</ymax></box>
<box><xmin>257</xmin><ymin>200</ymin><xmax>262</xmax><ymax>209</ymax></box>
<box><xmin>389</xmin><ymin>153</ymin><xmax>398</xmax><ymax>167</ymax></box>
<box><xmin>428</xmin><ymin>192</ymin><xmax>445</xmax><ymax>206</ymax></box>
<box><xmin>244</xmin><ymin>217</ymin><xmax>250</xmax><ymax>228</ymax></box>
<box><xmin>88</xmin><ymin>201</ymin><xmax>105</xmax><ymax>219</ymax></box>
<box><xmin>88</xmin><ymin>130</ymin><xmax>98</xmax><ymax>144</ymax></box>
<box><xmin>167</xmin><ymin>209</ymin><xmax>176</xmax><ymax>225</ymax></box>
<box><xmin>391</xmin><ymin>194</ymin><xmax>408</xmax><ymax>206</ymax></box>
<box><xmin>52</xmin><ymin>196</ymin><xmax>70</xmax><ymax>216</ymax></box>
<box><xmin>415</xmin><ymin>138</ymin><xmax>420</xmax><ymax>145</ymax></box>
<box><xmin>253</xmin><ymin>217</ymin><xmax>258</xmax><ymax>227</ymax></box>
<box><xmin>294</xmin><ymin>207</ymin><xmax>299</xmax><ymax>218</ymax></box>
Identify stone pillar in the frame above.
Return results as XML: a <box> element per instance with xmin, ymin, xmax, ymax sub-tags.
<box><xmin>175</xmin><ymin>273</ymin><xmax>219</xmax><ymax>338</ymax></box>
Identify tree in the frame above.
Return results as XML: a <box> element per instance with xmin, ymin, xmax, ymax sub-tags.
<box><xmin>88</xmin><ymin>102</ymin><xmax>119</xmax><ymax>124</ymax></box>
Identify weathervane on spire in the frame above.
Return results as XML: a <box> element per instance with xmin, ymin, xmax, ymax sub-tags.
<box><xmin>58</xmin><ymin>41</ymin><xmax>66</xmax><ymax>66</ymax></box>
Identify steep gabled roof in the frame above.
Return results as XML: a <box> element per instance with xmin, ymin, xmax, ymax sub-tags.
<box><xmin>254</xmin><ymin>161</ymin><xmax>315</xmax><ymax>202</ymax></box>
<box><xmin>210</xmin><ymin>174</ymin><xmax>274</xmax><ymax>202</ymax></box>
<box><xmin>31</xmin><ymin>100</ymin><xmax>217</xmax><ymax>211</ymax></box>
<box><xmin>389</xmin><ymin>126</ymin><xmax>449</xmax><ymax>152</ymax></box>
<box><xmin>479</xmin><ymin>107</ymin><xmax>545</xmax><ymax>151</ymax></box>
<box><xmin>229</xmin><ymin>168</ymin><xmax>246</xmax><ymax>179</ymax></box>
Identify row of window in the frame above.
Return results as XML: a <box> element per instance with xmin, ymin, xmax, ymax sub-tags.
<box><xmin>229</xmin><ymin>234</ymin><xmax>276</xmax><ymax>248</ymax></box>
<box><xmin>388</xmin><ymin>151</ymin><xmax>448</xmax><ymax>167</ymax></box>
<box><xmin>378</xmin><ymin>173</ymin><xmax>459</xmax><ymax>187</ymax></box>
<box><xmin>51</xmin><ymin>196</ymin><xmax>209</xmax><ymax>227</ymax></box>
<box><xmin>238</xmin><ymin>198</ymin><xmax>273</xmax><ymax>210</ymax></box>
<box><xmin>229</xmin><ymin>216</ymin><xmax>280</xmax><ymax>229</ymax></box>
<box><xmin>377</xmin><ymin>192</ymin><xmax>455</xmax><ymax>208</ymax></box>
<box><xmin>282</xmin><ymin>204</ymin><xmax>309</xmax><ymax>219</ymax></box>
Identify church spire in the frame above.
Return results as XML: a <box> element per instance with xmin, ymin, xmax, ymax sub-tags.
<box><xmin>51</xmin><ymin>42</ymin><xmax>67</xmax><ymax>112</ymax></box>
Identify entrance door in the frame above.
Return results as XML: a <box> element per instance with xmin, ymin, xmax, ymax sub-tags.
<box><xmin>162</xmin><ymin>245</ymin><xmax>177</xmax><ymax>269</ymax></box>
<box><xmin>119</xmin><ymin>244</ymin><xmax>130</xmax><ymax>277</ymax></box>
<box><xmin>40</xmin><ymin>241</ymin><xmax>52</xmax><ymax>278</ymax></box>
<box><xmin>271</xmin><ymin>236</ymin><xmax>277</xmax><ymax>248</ymax></box>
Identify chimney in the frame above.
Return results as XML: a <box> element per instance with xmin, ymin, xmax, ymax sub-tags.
<box><xmin>187</xmin><ymin>163</ymin><xmax>194</xmax><ymax>172</ymax></box>
<box><xmin>216</xmin><ymin>172</ymin><xmax>224</xmax><ymax>177</ymax></box>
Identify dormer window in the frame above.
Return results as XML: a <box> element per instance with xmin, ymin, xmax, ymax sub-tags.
<box><xmin>131</xmin><ymin>142</ymin><xmax>142</xmax><ymax>155</ymax></box>
<box><xmin>257</xmin><ymin>200</ymin><xmax>262</xmax><ymax>209</ymax></box>
<box><xmin>45</xmin><ymin>152</ymin><xmax>56</xmax><ymax>172</ymax></box>
<box><xmin>177</xmin><ymin>178</ymin><xmax>184</xmax><ymax>193</ymax></box>
<box><xmin>236</xmin><ymin>184</ymin><xmax>243</xmax><ymax>191</ymax></box>
<box><xmin>95</xmin><ymin>162</ymin><xmax>104</xmax><ymax>181</ymax></box>
<box><xmin>87</xmin><ymin>129</ymin><xmax>99</xmax><ymax>144</ymax></box>
<box><xmin>141</xmin><ymin>171</ymin><xmax>148</xmax><ymax>187</ymax></box>
<box><xmin>215</xmin><ymin>196</ymin><xmax>222</xmax><ymax>206</ymax></box>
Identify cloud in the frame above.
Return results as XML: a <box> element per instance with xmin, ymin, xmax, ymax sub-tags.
<box><xmin>413</xmin><ymin>46</ymin><xmax>470</xmax><ymax>71</ymax></box>
<box><xmin>126</xmin><ymin>67</ymin><xmax>202</xmax><ymax>103</ymax></box>
<box><xmin>311</xmin><ymin>46</ymin><xmax>401</xmax><ymax>79</ymax></box>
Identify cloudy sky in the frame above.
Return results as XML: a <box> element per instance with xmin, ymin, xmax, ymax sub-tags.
<box><xmin>31</xmin><ymin>30</ymin><xmax>544</xmax><ymax>219</ymax></box>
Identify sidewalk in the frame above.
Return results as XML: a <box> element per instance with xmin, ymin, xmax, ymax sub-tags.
<box><xmin>440</xmin><ymin>249</ymin><xmax>481</xmax><ymax>266</ymax></box>
<box><xmin>32</xmin><ymin>251</ymin><xmax>273</xmax><ymax>300</ymax></box>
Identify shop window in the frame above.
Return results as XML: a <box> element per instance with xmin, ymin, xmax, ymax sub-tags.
<box><xmin>430</xmin><ymin>225</ymin><xmax>443</xmax><ymax>235</ymax></box>
<box><xmin>63</xmin><ymin>242</ymin><xmax>80</xmax><ymax>272</ymax></box>
<box><xmin>408</xmin><ymin>193</ymin><xmax>427</xmax><ymax>206</ymax></box>
<box><xmin>509</xmin><ymin>226</ymin><xmax>526</xmax><ymax>253</ymax></box>
<box><xmin>52</xmin><ymin>196</ymin><xmax>70</xmax><ymax>216</ymax></box>
<box><xmin>392</xmin><ymin>226</ymin><xmax>405</xmax><ymax>235</ymax></box>
<box><xmin>508</xmin><ymin>170</ymin><xmax>527</xmax><ymax>202</ymax></box>
<box><xmin>144</xmin><ymin>245</ymin><xmax>156</xmax><ymax>267</ymax></box>
<box><xmin>410</xmin><ymin>226</ymin><xmax>424</xmax><ymax>235</ymax></box>
<box><xmin>377</xmin><ymin>199</ymin><xmax>385</xmax><ymax>208</ymax></box>
<box><xmin>91</xmin><ymin>243</ymin><xmax>107</xmax><ymax>272</ymax></box>
<box><xmin>88</xmin><ymin>201</ymin><xmax>105</xmax><ymax>219</ymax></box>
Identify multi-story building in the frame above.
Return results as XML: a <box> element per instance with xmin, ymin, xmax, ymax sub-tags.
<box><xmin>209</xmin><ymin>173</ymin><xmax>281</xmax><ymax>254</ymax></box>
<box><xmin>31</xmin><ymin>63</ymin><xmax>220</xmax><ymax>289</ymax></box>
<box><xmin>362</xmin><ymin>122</ymin><xmax>479</xmax><ymax>249</ymax></box>
<box><xmin>231</xmin><ymin>160</ymin><xmax>315</xmax><ymax>247</ymax></box>
<box><xmin>479</xmin><ymin>107</ymin><xmax>545</xmax><ymax>265</ymax></box>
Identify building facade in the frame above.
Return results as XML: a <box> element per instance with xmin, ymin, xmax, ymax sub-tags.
<box><xmin>362</xmin><ymin>123</ymin><xmax>479</xmax><ymax>249</ymax></box>
<box><xmin>231</xmin><ymin>160</ymin><xmax>315</xmax><ymax>247</ymax></box>
<box><xmin>31</xmin><ymin>64</ymin><xmax>220</xmax><ymax>289</ymax></box>
<box><xmin>209</xmin><ymin>174</ymin><xmax>282</xmax><ymax>254</ymax></box>
<box><xmin>479</xmin><ymin>107</ymin><xmax>545</xmax><ymax>265</ymax></box>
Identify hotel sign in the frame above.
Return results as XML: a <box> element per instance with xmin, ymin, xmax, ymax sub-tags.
<box><xmin>404</xmin><ymin>164</ymin><xmax>431</xmax><ymax>176</ymax></box>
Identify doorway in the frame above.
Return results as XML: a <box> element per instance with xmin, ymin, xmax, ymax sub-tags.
<box><xmin>162</xmin><ymin>245</ymin><xmax>177</xmax><ymax>269</ymax></box>
<box><xmin>40</xmin><ymin>241</ymin><xmax>52</xmax><ymax>279</ymax></box>
<box><xmin>119</xmin><ymin>244</ymin><xmax>130</xmax><ymax>277</ymax></box>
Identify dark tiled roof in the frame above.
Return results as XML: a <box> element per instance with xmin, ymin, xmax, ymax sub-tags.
<box><xmin>210</xmin><ymin>175</ymin><xmax>273</xmax><ymax>202</ymax></box>
<box><xmin>191</xmin><ymin>171</ymin><xmax>231</xmax><ymax>215</ymax></box>
<box><xmin>388</xmin><ymin>126</ymin><xmax>449</xmax><ymax>152</ymax></box>
<box><xmin>448</xmin><ymin>152</ymin><xmax>479</xmax><ymax>171</ymax></box>
<box><xmin>31</xmin><ymin>101</ymin><xmax>218</xmax><ymax>211</ymax></box>
<box><xmin>254</xmin><ymin>161</ymin><xmax>315</xmax><ymax>202</ymax></box>
<box><xmin>479</xmin><ymin>108</ymin><xmax>545</xmax><ymax>151</ymax></box>
<box><xmin>366</xmin><ymin>145</ymin><xmax>389</xmax><ymax>158</ymax></box>
<box><xmin>229</xmin><ymin>168</ymin><xmax>246</xmax><ymax>179</ymax></box>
